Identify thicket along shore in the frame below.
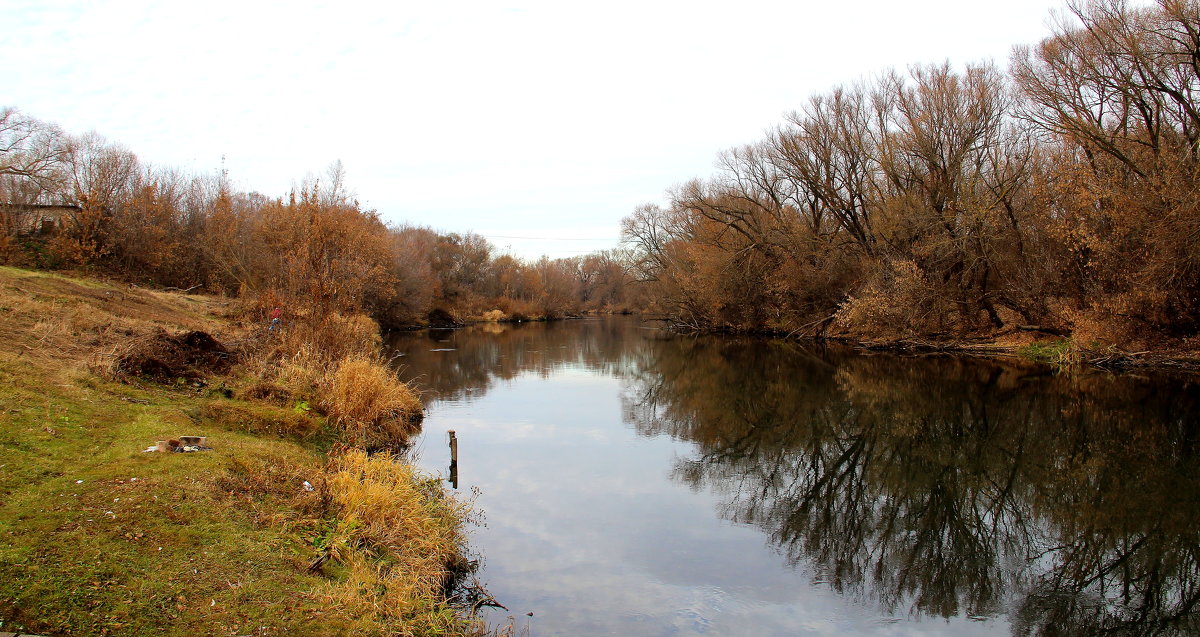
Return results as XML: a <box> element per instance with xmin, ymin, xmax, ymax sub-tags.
<box><xmin>619</xmin><ymin>1</ymin><xmax>1200</xmax><ymax>365</ymax></box>
<box><xmin>0</xmin><ymin>266</ymin><xmax>486</xmax><ymax>636</ymax></box>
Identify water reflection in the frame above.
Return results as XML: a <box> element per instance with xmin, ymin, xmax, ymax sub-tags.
<box><xmin>388</xmin><ymin>320</ymin><xmax>1200</xmax><ymax>635</ymax></box>
<box><xmin>625</xmin><ymin>336</ymin><xmax>1200</xmax><ymax>635</ymax></box>
<box><xmin>389</xmin><ymin>319</ymin><xmax>642</xmax><ymax>402</ymax></box>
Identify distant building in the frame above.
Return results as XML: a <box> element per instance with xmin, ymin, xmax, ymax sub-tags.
<box><xmin>0</xmin><ymin>203</ymin><xmax>81</xmax><ymax>234</ymax></box>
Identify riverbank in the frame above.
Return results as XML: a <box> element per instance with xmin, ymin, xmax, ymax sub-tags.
<box><xmin>841</xmin><ymin>333</ymin><xmax>1200</xmax><ymax>372</ymax></box>
<box><xmin>648</xmin><ymin>317</ymin><xmax>1200</xmax><ymax>373</ymax></box>
<box><xmin>0</xmin><ymin>267</ymin><xmax>481</xmax><ymax>636</ymax></box>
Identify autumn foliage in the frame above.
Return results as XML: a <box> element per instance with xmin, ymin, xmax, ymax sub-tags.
<box><xmin>1</xmin><ymin>114</ymin><xmax>639</xmax><ymax>327</ymax></box>
<box><xmin>623</xmin><ymin>0</ymin><xmax>1200</xmax><ymax>352</ymax></box>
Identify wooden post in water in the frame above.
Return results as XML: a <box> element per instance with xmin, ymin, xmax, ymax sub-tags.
<box><xmin>448</xmin><ymin>430</ymin><xmax>459</xmax><ymax>490</ymax></box>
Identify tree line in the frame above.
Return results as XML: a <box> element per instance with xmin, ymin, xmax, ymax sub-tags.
<box><xmin>0</xmin><ymin>113</ymin><xmax>641</xmax><ymax>328</ymax></box>
<box><xmin>622</xmin><ymin>0</ymin><xmax>1200</xmax><ymax>350</ymax></box>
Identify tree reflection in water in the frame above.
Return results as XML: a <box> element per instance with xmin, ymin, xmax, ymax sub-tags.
<box><xmin>622</xmin><ymin>335</ymin><xmax>1200</xmax><ymax>635</ymax></box>
<box><xmin>390</xmin><ymin>320</ymin><xmax>1200</xmax><ymax>635</ymax></box>
<box><xmin>387</xmin><ymin>319</ymin><xmax>643</xmax><ymax>402</ymax></box>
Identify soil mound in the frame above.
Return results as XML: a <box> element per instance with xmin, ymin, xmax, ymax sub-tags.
<box><xmin>111</xmin><ymin>328</ymin><xmax>235</xmax><ymax>381</ymax></box>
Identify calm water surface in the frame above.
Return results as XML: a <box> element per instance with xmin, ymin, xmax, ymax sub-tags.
<box><xmin>387</xmin><ymin>317</ymin><xmax>1200</xmax><ymax>636</ymax></box>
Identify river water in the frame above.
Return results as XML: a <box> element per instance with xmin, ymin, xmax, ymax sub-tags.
<box><xmin>386</xmin><ymin>317</ymin><xmax>1200</xmax><ymax>636</ymax></box>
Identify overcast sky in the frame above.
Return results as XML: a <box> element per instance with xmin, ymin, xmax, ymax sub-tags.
<box><xmin>3</xmin><ymin>0</ymin><xmax>1072</xmax><ymax>259</ymax></box>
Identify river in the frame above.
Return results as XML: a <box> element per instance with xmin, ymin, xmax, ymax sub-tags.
<box><xmin>386</xmin><ymin>316</ymin><xmax>1200</xmax><ymax>636</ymax></box>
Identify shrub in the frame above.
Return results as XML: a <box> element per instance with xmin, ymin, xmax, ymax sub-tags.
<box><xmin>320</xmin><ymin>355</ymin><xmax>422</xmax><ymax>450</ymax></box>
<box><xmin>481</xmin><ymin>309</ymin><xmax>507</xmax><ymax>322</ymax></box>
<box><xmin>833</xmin><ymin>260</ymin><xmax>948</xmax><ymax>338</ymax></box>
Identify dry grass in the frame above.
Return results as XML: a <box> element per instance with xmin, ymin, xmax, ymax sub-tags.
<box><xmin>318</xmin><ymin>449</ymin><xmax>475</xmax><ymax>634</ymax></box>
<box><xmin>272</xmin><ymin>311</ymin><xmax>381</xmax><ymax>367</ymax></box>
<box><xmin>0</xmin><ymin>266</ymin><xmax>480</xmax><ymax>635</ymax></box>
<box><xmin>268</xmin><ymin>343</ymin><xmax>327</xmax><ymax>402</ymax></box>
<box><xmin>231</xmin><ymin>303</ymin><xmax>423</xmax><ymax>450</ymax></box>
<box><xmin>0</xmin><ymin>266</ymin><xmax>228</xmax><ymax>369</ymax></box>
<box><xmin>321</xmin><ymin>355</ymin><xmax>423</xmax><ymax>450</ymax></box>
<box><xmin>480</xmin><ymin>309</ymin><xmax>507</xmax><ymax>322</ymax></box>
<box><xmin>240</xmin><ymin>379</ymin><xmax>293</xmax><ymax>403</ymax></box>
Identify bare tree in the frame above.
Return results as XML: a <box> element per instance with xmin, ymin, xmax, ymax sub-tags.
<box><xmin>875</xmin><ymin>62</ymin><xmax>1020</xmax><ymax>329</ymax></box>
<box><xmin>771</xmin><ymin>84</ymin><xmax>884</xmax><ymax>253</ymax></box>
<box><xmin>1012</xmin><ymin>0</ymin><xmax>1200</xmax><ymax>338</ymax></box>
<box><xmin>1012</xmin><ymin>0</ymin><xmax>1200</xmax><ymax>178</ymax></box>
<box><xmin>0</xmin><ymin>107</ymin><xmax>71</xmax><ymax>245</ymax></box>
<box><xmin>0</xmin><ymin>107</ymin><xmax>70</xmax><ymax>191</ymax></box>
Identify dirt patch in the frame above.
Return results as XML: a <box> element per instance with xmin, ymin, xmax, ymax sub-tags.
<box><xmin>108</xmin><ymin>328</ymin><xmax>236</xmax><ymax>381</ymax></box>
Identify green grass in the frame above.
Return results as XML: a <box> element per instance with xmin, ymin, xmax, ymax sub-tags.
<box><xmin>0</xmin><ymin>367</ymin><xmax>345</xmax><ymax>636</ymax></box>
<box><xmin>0</xmin><ymin>267</ymin><xmax>480</xmax><ymax>637</ymax></box>
<box><xmin>1017</xmin><ymin>339</ymin><xmax>1075</xmax><ymax>365</ymax></box>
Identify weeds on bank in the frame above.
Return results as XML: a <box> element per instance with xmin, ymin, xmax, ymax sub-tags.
<box><xmin>324</xmin><ymin>356</ymin><xmax>423</xmax><ymax>449</ymax></box>
<box><xmin>239</xmin><ymin>307</ymin><xmax>424</xmax><ymax>451</ymax></box>
<box><xmin>314</xmin><ymin>449</ymin><xmax>477</xmax><ymax>633</ymax></box>
<box><xmin>1018</xmin><ymin>339</ymin><xmax>1076</xmax><ymax>365</ymax></box>
<box><xmin>217</xmin><ymin>448</ymin><xmax>480</xmax><ymax>635</ymax></box>
<box><xmin>1016</xmin><ymin>338</ymin><xmax>1133</xmax><ymax>367</ymax></box>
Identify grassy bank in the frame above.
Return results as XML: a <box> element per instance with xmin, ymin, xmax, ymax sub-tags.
<box><xmin>0</xmin><ymin>267</ymin><xmax>480</xmax><ymax>636</ymax></box>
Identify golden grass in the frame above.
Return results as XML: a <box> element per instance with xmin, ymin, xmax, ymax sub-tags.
<box><xmin>230</xmin><ymin>304</ymin><xmax>423</xmax><ymax>450</ymax></box>
<box><xmin>322</xmin><ymin>355</ymin><xmax>423</xmax><ymax>450</ymax></box>
<box><xmin>270</xmin><ymin>343</ymin><xmax>327</xmax><ymax>401</ymax></box>
<box><xmin>481</xmin><ymin>309</ymin><xmax>507</xmax><ymax>322</ymax></box>
<box><xmin>319</xmin><ymin>449</ymin><xmax>475</xmax><ymax>634</ymax></box>
<box><xmin>0</xmin><ymin>268</ymin><xmax>225</xmax><ymax>369</ymax></box>
<box><xmin>272</xmin><ymin>311</ymin><xmax>381</xmax><ymax>367</ymax></box>
<box><xmin>239</xmin><ymin>379</ymin><xmax>294</xmax><ymax>403</ymax></box>
<box><xmin>201</xmin><ymin>302</ymin><xmax>426</xmax><ymax>448</ymax></box>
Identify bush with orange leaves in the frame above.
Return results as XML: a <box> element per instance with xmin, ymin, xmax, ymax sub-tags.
<box><xmin>833</xmin><ymin>260</ymin><xmax>952</xmax><ymax>339</ymax></box>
